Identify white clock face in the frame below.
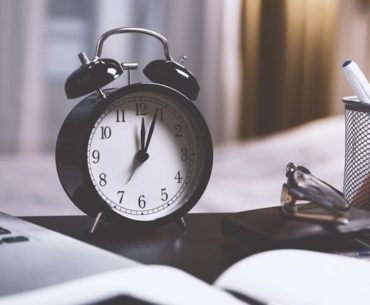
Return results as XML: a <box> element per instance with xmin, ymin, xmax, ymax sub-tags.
<box><xmin>87</xmin><ymin>91</ymin><xmax>206</xmax><ymax>221</ymax></box>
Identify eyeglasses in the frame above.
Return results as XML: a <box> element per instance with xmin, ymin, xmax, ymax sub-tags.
<box><xmin>281</xmin><ymin>163</ymin><xmax>350</xmax><ymax>225</ymax></box>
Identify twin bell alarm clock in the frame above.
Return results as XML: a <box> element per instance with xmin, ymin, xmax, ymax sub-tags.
<box><xmin>56</xmin><ymin>28</ymin><xmax>213</xmax><ymax>232</ymax></box>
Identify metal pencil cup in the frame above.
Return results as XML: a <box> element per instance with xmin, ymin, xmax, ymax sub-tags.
<box><xmin>343</xmin><ymin>96</ymin><xmax>370</xmax><ymax>210</ymax></box>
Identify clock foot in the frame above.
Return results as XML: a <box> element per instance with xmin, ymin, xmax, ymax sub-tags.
<box><xmin>175</xmin><ymin>217</ymin><xmax>187</xmax><ymax>231</ymax></box>
<box><xmin>90</xmin><ymin>211</ymin><xmax>105</xmax><ymax>234</ymax></box>
<box><xmin>97</xmin><ymin>89</ymin><xmax>106</xmax><ymax>99</ymax></box>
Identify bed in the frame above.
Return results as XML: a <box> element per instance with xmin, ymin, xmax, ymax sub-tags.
<box><xmin>0</xmin><ymin>115</ymin><xmax>345</xmax><ymax>216</ymax></box>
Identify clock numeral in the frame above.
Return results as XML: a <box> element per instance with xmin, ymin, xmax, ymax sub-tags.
<box><xmin>115</xmin><ymin>109</ymin><xmax>126</xmax><ymax>122</ymax></box>
<box><xmin>181</xmin><ymin>148</ymin><xmax>188</xmax><ymax>161</ymax></box>
<box><xmin>99</xmin><ymin>173</ymin><xmax>107</xmax><ymax>187</ymax></box>
<box><xmin>138</xmin><ymin>195</ymin><xmax>146</xmax><ymax>209</ymax></box>
<box><xmin>92</xmin><ymin>150</ymin><xmax>100</xmax><ymax>163</ymax></box>
<box><xmin>174</xmin><ymin>171</ymin><xmax>183</xmax><ymax>184</ymax></box>
<box><xmin>117</xmin><ymin>191</ymin><xmax>125</xmax><ymax>204</ymax></box>
<box><xmin>174</xmin><ymin>124</ymin><xmax>182</xmax><ymax>137</ymax></box>
<box><xmin>100</xmin><ymin>126</ymin><xmax>111</xmax><ymax>139</ymax></box>
<box><xmin>159</xmin><ymin>108</ymin><xmax>164</xmax><ymax>121</ymax></box>
<box><xmin>161</xmin><ymin>188</ymin><xmax>168</xmax><ymax>201</ymax></box>
<box><xmin>135</xmin><ymin>103</ymin><xmax>147</xmax><ymax>116</ymax></box>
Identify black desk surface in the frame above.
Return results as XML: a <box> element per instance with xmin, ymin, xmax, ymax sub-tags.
<box><xmin>23</xmin><ymin>213</ymin><xmax>246</xmax><ymax>284</ymax></box>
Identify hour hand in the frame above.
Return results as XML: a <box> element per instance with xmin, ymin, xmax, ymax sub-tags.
<box><xmin>136</xmin><ymin>108</ymin><xmax>159</xmax><ymax>162</ymax></box>
<box><xmin>128</xmin><ymin>119</ymin><xmax>146</xmax><ymax>183</ymax></box>
<box><xmin>140</xmin><ymin>117</ymin><xmax>145</xmax><ymax>151</ymax></box>
<box><xmin>136</xmin><ymin>118</ymin><xmax>149</xmax><ymax>162</ymax></box>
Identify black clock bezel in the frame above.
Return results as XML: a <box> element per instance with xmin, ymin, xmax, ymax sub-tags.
<box><xmin>56</xmin><ymin>83</ymin><xmax>213</xmax><ymax>227</ymax></box>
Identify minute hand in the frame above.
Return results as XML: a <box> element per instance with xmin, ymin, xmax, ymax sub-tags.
<box><xmin>143</xmin><ymin>108</ymin><xmax>159</xmax><ymax>153</ymax></box>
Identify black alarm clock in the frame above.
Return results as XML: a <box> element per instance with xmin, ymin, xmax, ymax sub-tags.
<box><xmin>56</xmin><ymin>28</ymin><xmax>213</xmax><ymax>232</ymax></box>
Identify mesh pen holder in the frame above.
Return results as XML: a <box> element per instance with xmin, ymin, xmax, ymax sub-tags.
<box><xmin>343</xmin><ymin>96</ymin><xmax>370</xmax><ymax>210</ymax></box>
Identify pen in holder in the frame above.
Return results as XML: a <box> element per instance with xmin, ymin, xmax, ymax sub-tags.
<box><xmin>343</xmin><ymin>96</ymin><xmax>370</xmax><ymax>210</ymax></box>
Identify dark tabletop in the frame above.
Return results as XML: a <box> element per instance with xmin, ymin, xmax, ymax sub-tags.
<box><xmin>23</xmin><ymin>213</ymin><xmax>247</xmax><ymax>284</ymax></box>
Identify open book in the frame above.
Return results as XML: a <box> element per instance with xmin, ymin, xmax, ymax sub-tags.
<box><xmin>2</xmin><ymin>249</ymin><xmax>370</xmax><ymax>305</ymax></box>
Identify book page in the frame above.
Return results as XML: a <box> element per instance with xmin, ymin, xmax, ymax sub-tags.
<box><xmin>215</xmin><ymin>249</ymin><xmax>370</xmax><ymax>305</ymax></box>
<box><xmin>1</xmin><ymin>265</ymin><xmax>246</xmax><ymax>305</ymax></box>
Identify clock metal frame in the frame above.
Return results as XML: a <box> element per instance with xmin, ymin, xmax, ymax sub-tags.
<box><xmin>56</xmin><ymin>83</ymin><xmax>213</xmax><ymax>227</ymax></box>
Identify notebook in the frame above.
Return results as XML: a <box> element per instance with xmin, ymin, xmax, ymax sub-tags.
<box><xmin>2</xmin><ymin>248</ymin><xmax>370</xmax><ymax>305</ymax></box>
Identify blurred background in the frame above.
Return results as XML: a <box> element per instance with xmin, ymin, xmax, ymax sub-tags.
<box><xmin>1</xmin><ymin>0</ymin><xmax>370</xmax><ymax>215</ymax></box>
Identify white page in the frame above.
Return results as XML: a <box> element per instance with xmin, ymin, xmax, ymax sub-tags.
<box><xmin>215</xmin><ymin>249</ymin><xmax>370</xmax><ymax>305</ymax></box>
<box><xmin>0</xmin><ymin>265</ymin><xmax>246</xmax><ymax>305</ymax></box>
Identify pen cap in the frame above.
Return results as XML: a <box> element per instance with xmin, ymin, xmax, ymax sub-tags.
<box><xmin>343</xmin><ymin>96</ymin><xmax>370</xmax><ymax>210</ymax></box>
<box><xmin>342</xmin><ymin>60</ymin><xmax>370</xmax><ymax>104</ymax></box>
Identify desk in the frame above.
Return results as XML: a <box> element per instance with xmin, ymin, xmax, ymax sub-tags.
<box><xmin>23</xmin><ymin>213</ymin><xmax>246</xmax><ymax>284</ymax></box>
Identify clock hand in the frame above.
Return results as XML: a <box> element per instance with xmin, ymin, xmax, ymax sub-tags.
<box><xmin>126</xmin><ymin>157</ymin><xmax>142</xmax><ymax>184</ymax></box>
<box><xmin>135</xmin><ymin>108</ymin><xmax>159</xmax><ymax>163</ymax></box>
<box><xmin>128</xmin><ymin>119</ymin><xmax>146</xmax><ymax>183</ymax></box>
<box><xmin>143</xmin><ymin>108</ymin><xmax>159</xmax><ymax>153</ymax></box>
<box><xmin>140</xmin><ymin>117</ymin><xmax>145</xmax><ymax>151</ymax></box>
<box><xmin>136</xmin><ymin>117</ymin><xmax>149</xmax><ymax>163</ymax></box>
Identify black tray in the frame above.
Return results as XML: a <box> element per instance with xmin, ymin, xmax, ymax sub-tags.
<box><xmin>222</xmin><ymin>206</ymin><xmax>370</xmax><ymax>253</ymax></box>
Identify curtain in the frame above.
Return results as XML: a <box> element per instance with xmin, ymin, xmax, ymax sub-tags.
<box><xmin>3</xmin><ymin>0</ymin><xmax>369</xmax><ymax>153</ymax></box>
<box><xmin>239</xmin><ymin>0</ymin><xmax>339</xmax><ymax>139</ymax></box>
<box><xmin>0</xmin><ymin>0</ymin><xmax>46</xmax><ymax>154</ymax></box>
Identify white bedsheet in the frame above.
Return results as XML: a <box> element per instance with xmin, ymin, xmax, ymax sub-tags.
<box><xmin>0</xmin><ymin>115</ymin><xmax>345</xmax><ymax>216</ymax></box>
